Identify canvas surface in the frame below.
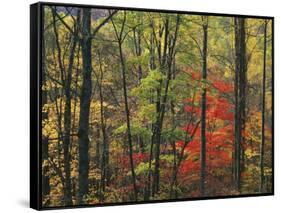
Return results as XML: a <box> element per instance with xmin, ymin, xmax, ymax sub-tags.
<box><xmin>40</xmin><ymin>3</ymin><xmax>273</xmax><ymax>208</ymax></box>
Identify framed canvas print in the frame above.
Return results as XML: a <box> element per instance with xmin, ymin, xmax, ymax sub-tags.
<box><xmin>30</xmin><ymin>2</ymin><xmax>274</xmax><ymax>210</ymax></box>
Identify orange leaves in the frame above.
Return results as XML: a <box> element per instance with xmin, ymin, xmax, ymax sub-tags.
<box><xmin>184</xmin><ymin>95</ymin><xmax>234</xmax><ymax>122</ymax></box>
<box><xmin>175</xmin><ymin>140</ymin><xmax>184</xmax><ymax>149</ymax></box>
<box><xmin>183</xmin><ymin>67</ymin><xmax>201</xmax><ymax>81</ymax></box>
<box><xmin>180</xmin><ymin>75</ymin><xmax>235</xmax><ymax>179</ymax></box>
<box><xmin>206</xmin><ymin>97</ymin><xmax>234</xmax><ymax>121</ymax></box>
<box><xmin>180</xmin><ymin>160</ymin><xmax>200</xmax><ymax>174</ymax></box>
<box><xmin>212</xmin><ymin>80</ymin><xmax>234</xmax><ymax>93</ymax></box>
<box><xmin>119</xmin><ymin>153</ymin><xmax>149</xmax><ymax>168</ymax></box>
<box><xmin>184</xmin><ymin>105</ymin><xmax>200</xmax><ymax>114</ymax></box>
<box><xmin>191</xmin><ymin>72</ymin><xmax>202</xmax><ymax>81</ymax></box>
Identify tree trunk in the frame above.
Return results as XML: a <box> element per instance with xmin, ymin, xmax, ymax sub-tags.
<box><xmin>118</xmin><ymin>41</ymin><xmax>138</xmax><ymax>201</ymax></box>
<box><xmin>152</xmin><ymin>15</ymin><xmax>173</xmax><ymax>196</ymax></box>
<box><xmin>78</xmin><ymin>8</ymin><xmax>92</xmax><ymax>203</ymax></box>
<box><xmin>200</xmin><ymin>18</ymin><xmax>208</xmax><ymax>196</ymax></box>
<box><xmin>145</xmin><ymin>30</ymin><xmax>156</xmax><ymax>200</ymax></box>
<box><xmin>170</xmin><ymin>58</ymin><xmax>178</xmax><ymax>199</ymax></box>
<box><xmin>52</xmin><ymin>8</ymin><xmax>80</xmax><ymax>204</ymax></box>
<box><xmin>63</xmin><ymin>16</ymin><xmax>79</xmax><ymax>205</ymax></box>
<box><xmin>133</xmin><ymin>28</ymin><xmax>145</xmax><ymax>153</ymax></box>
<box><xmin>111</xmin><ymin>12</ymin><xmax>138</xmax><ymax>201</ymax></box>
<box><xmin>260</xmin><ymin>20</ymin><xmax>267</xmax><ymax>192</ymax></box>
<box><xmin>97</xmin><ymin>54</ymin><xmax>109</xmax><ymax>202</ymax></box>
<box><xmin>150</xmin><ymin>15</ymin><xmax>179</xmax><ymax>198</ymax></box>
<box><xmin>234</xmin><ymin>17</ymin><xmax>246</xmax><ymax>192</ymax></box>
<box><xmin>133</xmin><ymin>28</ymin><xmax>143</xmax><ymax>84</ymax></box>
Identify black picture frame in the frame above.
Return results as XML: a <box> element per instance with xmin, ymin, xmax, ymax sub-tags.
<box><xmin>30</xmin><ymin>2</ymin><xmax>274</xmax><ymax>210</ymax></box>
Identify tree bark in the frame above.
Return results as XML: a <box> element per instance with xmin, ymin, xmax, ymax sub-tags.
<box><xmin>152</xmin><ymin>17</ymin><xmax>169</xmax><ymax>196</ymax></box>
<box><xmin>133</xmin><ymin>28</ymin><xmax>145</xmax><ymax>153</ymax></box>
<box><xmin>260</xmin><ymin>20</ymin><xmax>267</xmax><ymax>192</ymax></box>
<box><xmin>78</xmin><ymin>8</ymin><xmax>92</xmax><ymax>203</ymax></box>
<box><xmin>52</xmin><ymin>8</ymin><xmax>80</xmax><ymax>204</ymax></box>
<box><xmin>62</xmin><ymin>11</ymin><xmax>80</xmax><ymax>205</ymax></box>
<box><xmin>200</xmin><ymin>17</ymin><xmax>208</xmax><ymax>196</ymax></box>
<box><xmin>145</xmin><ymin>29</ymin><xmax>156</xmax><ymax>201</ymax></box>
<box><xmin>170</xmin><ymin>58</ymin><xmax>178</xmax><ymax>199</ymax></box>
<box><xmin>111</xmin><ymin>12</ymin><xmax>138</xmax><ymax>201</ymax></box>
<box><xmin>144</xmin><ymin>15</ymin><xmax>180</xmax><ymax>199</ymax></box>
<box><xmin>97</xmin><ymin>53</ymin><xmax>109</xmax><ymax>202</ymax></box>
<box><xmin>119</xmin><ymin>38</ymin><xmax>138</xmax><ymax>202</ymax></box>
<box><xmin>234</xmin><ymin>17</ymin><xmax>246</xmax><ymax>192</ymax></box>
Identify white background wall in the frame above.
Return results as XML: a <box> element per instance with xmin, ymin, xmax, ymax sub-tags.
<box><xmin>0</xmin><ymin>0</ymin><xmax>279</xmax><ymax>212</ymax></box>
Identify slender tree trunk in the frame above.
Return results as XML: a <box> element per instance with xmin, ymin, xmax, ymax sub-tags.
<box><xmin>152</xmin><ymin>15</ymin><xmax>172</xmax><ymax>196</ymax></box>
<box><xmin>234</xmin><ymin>18</ymin><xmax>239</xmax><ymax>189</ymax></box>
<box><xmin>239</xmin><ymin>18</ymin><xmax>247</xmax><ymax>189</ymax></box>
<box><xmin>133</xmin><ymin>28</ymin><xmax>145</xmax><ymax>153</ymax></box>
<box><xmin>234</xmin><ymin>17</ymin><xmax>246</xmax><ymax>192</ymax></box>
<box><xmin>51</xmin><ymin>12</ymin><xmax>64</xmax><ymax>177</ymax></box>
<box><xmin>78</xmin><ymin>8</ymin><xmax>92</xmax><ymax>203</ymax></box>
<box><xmin>170</xmin><ymin>58</ymin><xmax>178</xmax><ymax>199</ymax></box>
<box><xmin>111</xmin><ymin>12</ymin><xmax>138</xmax><ymax>201</ymax></box>
<box><xmin>145</xmin><ymin>30</ymin><xmax>156</xmax><ymax>200</ymax></box>
<box><xmin>71</xmin><ymin>44</ymin><xmax>81</xmax><ymax>201</ymax></box>
<box><xmin>52</xmin><ymin>8</ymin><xmax>78</xmax><ymax>204</ymax></box>
<box><xmin>133</xmin><ymin>28</ymin><xmax>143</xmax><ymax>83</ymax></box>
<box><xmin>200</xmin><ymin>18</ymin><xmax>208</xmax><ymax>196</ymax></box>
<box><xmin>150</xmin><ymin>18</ymin><xmax>166</xmax><ymax>197</ymax></box>
<box><xmin>63</xmin><ymin>18</ymin><xmax>79</xmax><ymax>205</ymax></box>
<box><xmin>260</xmin><ymin>20</ymin><xmax>267</xmax><ymax>192</ymax></box>
<box><xmin>97</xmin><ymin>54</ymin><xmax>109</xmax><ymax>202</ymax></box>
<box><xmin>95</xmin><ymin>126</ymin><xmax>101</xmax><ymax>168</ymax></box>
<box><xmin>118</xmin><ymin>41</ymin><xmax>138</xmax><ymax>201</ymax></box>
<box><xmin>149</xmin><ymin>15</ymin><xmax>179</xmax><ymax>198</ymax></box>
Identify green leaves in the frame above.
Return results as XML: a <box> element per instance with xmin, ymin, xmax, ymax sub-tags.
<box><xmin>126</xmin><ymin>51</ymin><xmax>150</xmax><ymax>68</ymax></box>
<box><xmin>160</xmin><ymin>155</ymin><xmax>174</xmax><ymax>164</ymax></box>
<box><xmin>162</xmin><ymin>128</ymin><xmax>186</xmax><ymax>142</ymax></box>
<box><xmin>113</xmin><ymin>123</ymin><xmax>152</xmax><ymax>141</ymax></box>
<box><xmin>135</xmin><ymin>162</ymin><xmax>152</xmax><ymax>175</ymax></box>
<box><xmin>138</xmin><ymin>104</ymin><xmax>157</xmax><ymax>123</ymax></box>
<box><xmin>131</xmin><ymin>69</ymin><xmax>166</xmax><ymax>99</ymax></box>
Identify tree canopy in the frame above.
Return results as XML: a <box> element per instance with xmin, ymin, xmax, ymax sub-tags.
<box><xmin>41</xmin><ymin>6</ymin><xmax>273</xmax><ymax>207</ymax></box>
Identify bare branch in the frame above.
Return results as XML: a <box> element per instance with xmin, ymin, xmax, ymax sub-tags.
<box><xmin>92</xmin><ymin>10</ymin><xmax>118</xmax><ymax>37</ymax></box>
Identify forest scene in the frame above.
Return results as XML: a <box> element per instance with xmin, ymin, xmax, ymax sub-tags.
<box><xmin>41</xmin><ymin>5</ymin><xmax>273</xmax><ymax>207</ymax></box>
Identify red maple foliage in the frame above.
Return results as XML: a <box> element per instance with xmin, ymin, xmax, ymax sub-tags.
<box><xmin>179</xmin><ymin>76</ymin><xmax>235</xmax><ymax>185</ymax></box>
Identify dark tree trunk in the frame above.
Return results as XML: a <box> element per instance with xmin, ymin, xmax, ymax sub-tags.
<box><xmin>95</xmin><ymin>126</ymin><xmax>101</xmax><ymax>168</ymax></box>
<box><xmin>62</xmin><ymin>12</ymin><xmax>79</xmax><ymax>205</ymax></box>
<box><xmin>97</xmin><ymin>53</ymin><xmax>109</xmax><ymax>202</ymax></box>
<box><xmin>239</xmin><ymin>18</ymin><xmax>247</xmax><ymax>185</ymax></box>
<box><xmin>200</xmin><ymin>17</ymin><xmax>208</xmax><ymax>196</ymax></box>
<box><xmin>170</xmin><ymin>58</ymin><xmax>178</xmax><ymax>199</ymax></box>
<box><xmin>133</xmin><ymin>28</ymin><xmax>145</xmax><ymax>153</ymax></box>
<box><xmin>152</xmin><ymin>16</ymin><xmax>171</xmax><ymax>196</ymax></box>
<box><xmin>234</xmin><ymin>18</ymin><xmax>239</xmax><ymax>189</ymax></box>
<box><xmin>133</xmin><ymin>28</ymin><xmax>143</xmax><ymax>84</ymax></box>
<box><xmin>71</xmin><ymin>44</ymin><xmax>81</xmax><ymax>201</ymax></box>
<box><xmin>118</xmin><ymin>41</ymin><xmax>138</xmax><ymax>200</ymax></box>
<box><xmin>118</xmin><ymin>41</ymin><xmax>138</xmax><ymax>202</ymax></box>
<box><xmin>147</xmin><ymin>15</ymin><xmax>179</xmax><ymax>198</ymax></box>
<box><xmin>153</xmin><ymin>15</ymin><xmax>181</xmax><ymax>197</ymax></box>
<box><xmin>260</xmin><ymin>20</ymin><xmax>267</xmax><ymax>192</ymax></box>
<box><xmin>111</xmin><ymin>12</ymin><xmax>138</xmax><ymax>201</ymax></box>
<box><xmin>145</xmin><ymin>30</ymin><xmax>156</xmax><ymax>201</ymax></box>
<box><xmin>78</xmin><ymin>8</ymin><xmax>92</xmax><ymax>203</ymax></box>
<box><xmin>51</xmin><ymin>8</ymin><xmax>78</xmax><ymax>204</ymax></box>
<box><xmin>234</xmin><ymin>17</ymin><xmax>246</xmax><ymax>192</ymax></box>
